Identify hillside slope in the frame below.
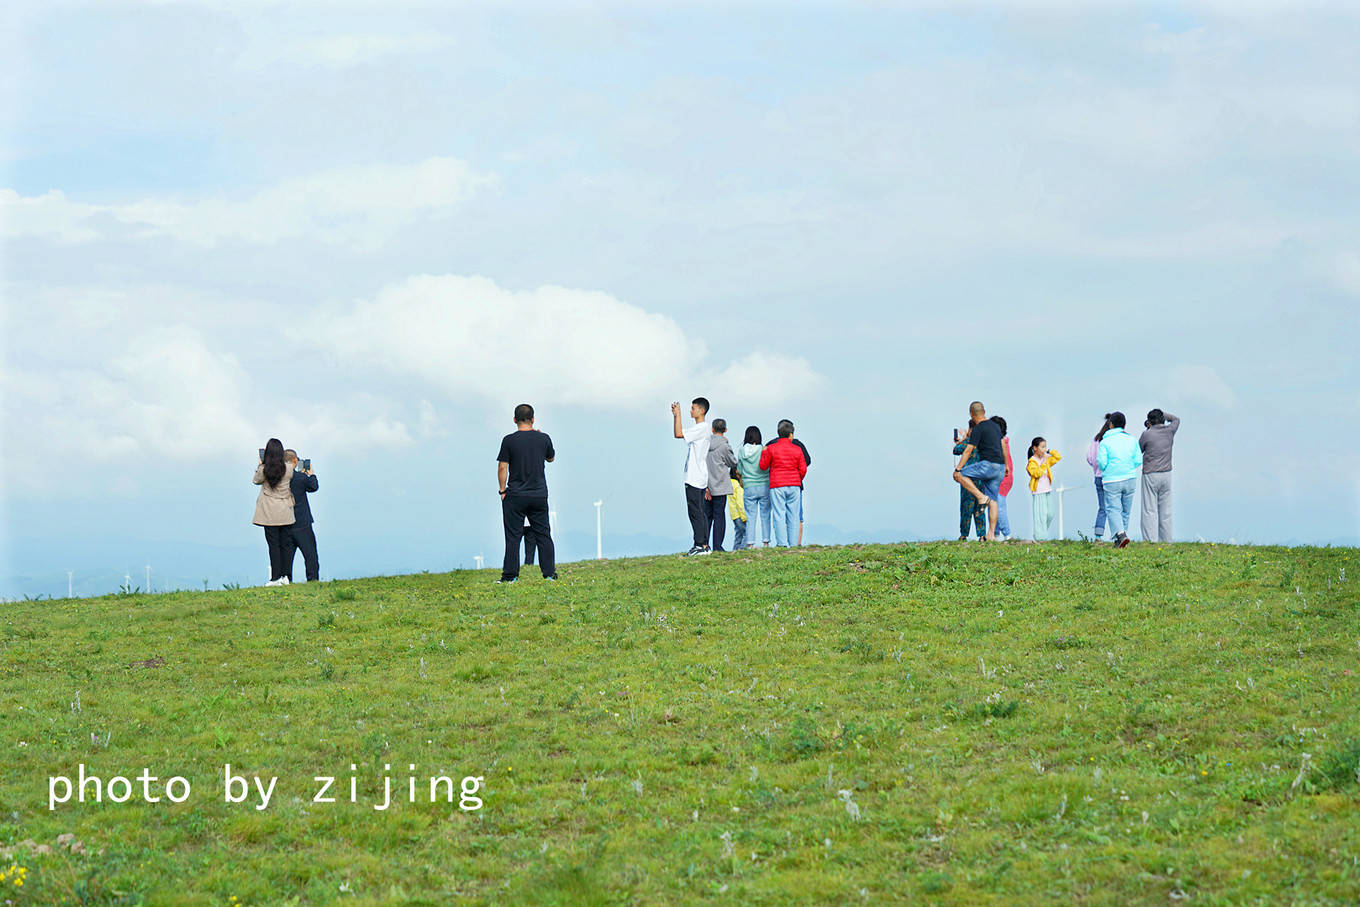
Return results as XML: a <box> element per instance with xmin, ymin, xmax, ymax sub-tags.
<box><xmin>3</xmin><ymin>541</ymin><xmax>1358</xmax><ymax>904</ymax></box>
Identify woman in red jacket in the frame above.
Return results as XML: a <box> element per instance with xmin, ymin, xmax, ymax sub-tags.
<box><xmin>758</xmin><ymin>420</ymin><xmax>808</xmax><ymax>547</ymax></box>
<box><xmin>992</xmin><ymin>415</ymin><xmax>1014</xmax><ymax>541</ymax></box>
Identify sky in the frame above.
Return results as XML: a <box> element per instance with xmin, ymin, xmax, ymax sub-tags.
<box><xmin>2</xmin><ymin>1</ymin><xmax>1359</xmax><ymax>598</ymax></box>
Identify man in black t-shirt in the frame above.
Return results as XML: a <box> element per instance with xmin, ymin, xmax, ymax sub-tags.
<box><xmin>496</xmin><ymin>403</ymin><xmax>556</xmax><ymax>583</ymax></box>
<box><xmin>953</xmin><ymin>400</ymin><xmax>1006</xmax><ymax>541</ymax></box>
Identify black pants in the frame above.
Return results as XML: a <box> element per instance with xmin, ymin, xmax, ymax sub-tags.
<box><xmin>502</xmin><ymin>495</ymin><xmax>554</xmax><ymax>580</ymax></box>
<box><xmin>706</xmin><ymin>494</ymin><xmax>728</xmax><ymax>551</ymax></box>
<box><xmin>263</xmin><ymin>525</ymin><xmax>292</xmax><ymax>581</ymax></box>
<box><xmin>685</xmin><ymin>485</ymin><xmax>711</xmax><ymax>548</ymax></box>
<box><xmin>282</xmin><ymin>523</ymin><xmax>320</xmax><ymax>582</ymax></box>
<box><xmin>524</xmin><ymin>527</ymin><xmax>536</xmax><ymax>566</ymax></box>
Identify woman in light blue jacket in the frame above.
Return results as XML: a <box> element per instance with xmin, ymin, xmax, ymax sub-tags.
<box><xmin>737</xmin><ymin>426</ymin><xmax>771</xmax><ymax>547</ymax></box>
<box><xmin>1096</xmin><ymin>411</ymin><xmax>1143</xmax><ymax>548</ymax></box>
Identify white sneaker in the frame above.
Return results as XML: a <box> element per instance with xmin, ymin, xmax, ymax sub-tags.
<box><xmin>265</xmin><ymin>578</ymin><xmax>281</xmax><ymax>587</ymax></box>
<box><xmin>280</xmin><ymin>577</ymin><xmax>290</xmax><ymax>585</ymax></box>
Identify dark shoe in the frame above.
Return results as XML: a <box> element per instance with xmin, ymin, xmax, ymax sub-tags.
<box><xmin>544</xmin><ymin>575</ymin><xmax>558</xmax><ymax>581</ymax></box>
<box><xmin>1115</xmin><ymin>533</ymin><xmax>1131</xmax><ymax>549</ymax></box>
<box><xmin>496</xmin><ymin>577</ymin><xmax>518</xmax><ymax>584</ymax></box>
<box><xmin>685</xmin><ymin>545</ymin><xmax>705</xmax><ymax>556</ymax></box>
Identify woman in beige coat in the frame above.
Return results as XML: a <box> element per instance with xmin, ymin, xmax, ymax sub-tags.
<box><xmin>254</xmin><ymin>437</ymin><xmax>296</xmax><ymax>585</ymax></box>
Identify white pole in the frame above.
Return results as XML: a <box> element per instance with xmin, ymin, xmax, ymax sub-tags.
<box><xmin>68</xmin><ymin>571</ymin><xmax>73</xmax><ymax>598</ymax></box>
<box><xmin>594</xmin><ymin>500</ymin><xmax>603</xmax><ymax>559</ymax></box>
<box><xmin>549</xmin><ymin>510</ymin><xmax>558</xmax><ymax>540</ymax></box>
<box><xmin>1055</xmin><ymin>486</ymin><xmax>1067</xmax><ymax>540</ymax></box>
<box><xmin>146</xmin><ymin>564</ymin><xmax>152</xmax><ymax>593</ymax></box>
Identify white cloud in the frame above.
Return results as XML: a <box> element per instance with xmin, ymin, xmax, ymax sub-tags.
<box><xmin>1164</xmin><ymin>364</ymin><xmax>1239</xmax><ymax>411</ymax></box>
<box><xmin>313</xmin><ymin>274</ymin><xmax>826</xmax><ymax>410</ymax></box>
<box><xmin>1</xmin><ymin>323</ymin><xmax>415</xmax><ymax>493</ymax></box>
<box><xmin>0</xmin><ymin>157</ymin><xmax>494</xmax><ymax>248</ymax></box>
<box><xmin>706</xmin><ymin>352</ymin><xmax>826</xmax><ymax>407</ymax></box>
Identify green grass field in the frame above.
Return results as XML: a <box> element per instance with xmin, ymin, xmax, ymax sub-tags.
<box><xmin>2</xmin><ymin>541</ymin><xmax>1358</xmax><ymax>905</ymax></box>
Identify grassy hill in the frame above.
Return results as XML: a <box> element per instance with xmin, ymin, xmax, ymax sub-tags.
<box><xmin>2</xmin><ymin>541</ymin><xmax>1358</xmax><ymax>905</ymax></box>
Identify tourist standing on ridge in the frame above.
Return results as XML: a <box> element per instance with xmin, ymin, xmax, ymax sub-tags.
<box><xmin>953</xmin><ymin>419</ymin><xmax>988</xmax><ymax>541</ymax></box>
<box><xmin>673</xmin><ymin>397</ymin><xmax>713</xmax><ymax>556</ymax></box>
<box><xmin>765</xmin><ymin>424</ymin><xmax>812</xmax><ymax>544</ymax></box>
<box><xmin>282</xmin><ymin>449</ymin><xmax>320</xmax><ymax>582</ymax></box>
<box><xmin>253</xmin><ymin>438</ymin><xmax>296</xmax><ymax>586</ymax></box>
<box><xmin>953</xmin><ymin>401</ymin><xmax>1005</xmax><ymax>541</ymax></box>
<box><xmin>991</xmin><ymin>414</ymin><xmax>1014</xmax><ymax>541</ymax></box>
<box><xmin>1097</xmin><ymin>411</ymin><xmax>1142</xmax><ymax>549</ymax></box>
<box><xmin>1086</xmin><ymin>415</ymin><xmax>1113</xmax><ymax>540</ymax></box>
<box><xmin>760</xmin><ymin>419</ymin><xmax>808</xmax><ymax>547</ymax></box>
<box><xmin>1026</xmin><ymin>438</ymin><xmax>1062</xmax><ymax>541</ymax></box>
<box><xmin>1139</xmin><ymin>409</ymin><xmax>1179</xmax><ymax>543</ymax></box>
<box><xmin>738</xmin><ymin>426</ymin><xmax>771</xmax><ymax>547</ymax></box>
<box><xmin>705</xmin><ymin>418</ymin><xmax>738</xmax><ymax>552</ymax></box>
<box><xmin>496</xmin><ymin>403</ymin><xmax>557</xmax><ymax>583</ymax></box>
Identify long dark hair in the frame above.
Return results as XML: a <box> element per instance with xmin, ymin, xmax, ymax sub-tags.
<box><xmin>262</xmin><ymin>438</ymin><xmax>286</xmax><ymax>488</ymax></box>
<box><xmin>1094</xmin><ymin>414</ymin><xmax>1113</xmax><ymax>442</ymax></box>
<box><xmin>744</xmin><ymin>426</ymin><xmax>762</xmax><ymax>445</ymax></box>
<box><xmin>1028</xmin><ymin>436</ymin><xmax>1046</xmax><ymax>460</ymax></box>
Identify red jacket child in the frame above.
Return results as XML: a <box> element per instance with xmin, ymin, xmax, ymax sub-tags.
<box><xmin>759</xmin><ymin>437</ymin><xmax>808</xmax><ymax>488</ymax></box>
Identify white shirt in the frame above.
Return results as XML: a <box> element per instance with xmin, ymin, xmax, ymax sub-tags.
<box><xmin>682</xmin><ymin>421</ymin><xmax>712</xmax><ymax>489</ymax></box>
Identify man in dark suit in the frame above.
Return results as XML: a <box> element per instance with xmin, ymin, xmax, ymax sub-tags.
<box><xmin>282</xmin><ymin>449</ymin><xmax>321</xmax><ymax>582</ymax></box>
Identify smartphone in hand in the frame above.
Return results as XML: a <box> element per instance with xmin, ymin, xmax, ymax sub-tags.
<box><xmin>302</xmin><ymin>458</ymin><xmax>311</xmax><ymax>472</ymax></box>
<box><xmin>953</xmin><ymin>428</ymin><xmax>960</xmax><ymax>443</ymax></box>
<box><xmin>258</xmin><ymin>448</ymin><xmax>265</xmax><ymax>462</ymax></box>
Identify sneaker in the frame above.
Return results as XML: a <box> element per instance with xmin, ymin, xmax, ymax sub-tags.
<box><xmin>685</xmin><ymin>545</ymin><xmax>704</xmax><ymax>556</ymax></box>
<box><xmin>695</xmin><ymin>546</ymin><xmax>712</xmax><ymax>556</ymax></box>
<box><xmin>280</xmin><ymin>577</ymin><xmax>290</xmax><ymax>585</ymax></box>
<box><xmin>544</xmin><ymin>575</ymin><xmax>558</xmax><ymax>581</ymax></box>
<box><xmin>495</xmin><ymin>577</ymin><xmax>518</xmax><ymax>584</ymax></box>
<box><xmin>264</xmin><ymin>578</ymin><xmax>281</xmax><ymax>587</ymax></box>
<box><xmin>1115</xmin><ymin>533</ymin><xmax>1131</xmax><ymax>549</ymax></box>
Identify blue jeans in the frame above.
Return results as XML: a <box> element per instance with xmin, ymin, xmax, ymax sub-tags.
<box><xmin>744</xmin><ymin>485</ymin><xmax>771</xmax><ymax>545</ymax></box>
<box><xmin>1102</xmin><ymin>478</ymin><xmax>1136</xmax><ymax>537</ymax></box>
<box><xmin>1093</xmin><ymin>477</ymin><xmax>1107</xmax><ymax>538</ymax></box>
<box><xmin>959</xmin><ymin>487</ymin><xmax>986</xmax><ymax>538</ymax></box>
<box><xmin>996</xmin><ymin>493</ymin><xmax>1011</xmax><ymax>537</ymax></box>
<box><xmin>960</xmin><ymin>460</ymin><xmax>1005</xmax><ymax>501</ymax></box>
<box><xmin>733</xmin><ymin>518</ymin><xmax>747</xmax><ymax>550</ymax></box>
<box><xmin>770</xmin><ymin>486</ymin><xmax>801</xmax><ymax>546</ymax></box>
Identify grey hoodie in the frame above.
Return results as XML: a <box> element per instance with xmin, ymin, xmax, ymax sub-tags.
<box><xmin>1138</xmin><ymin>413</ymin><xmax>1180</xmax><ymax>474</ymax></box>
<box><xmin>706</xmin><ymin>434</ymin><xmax>736</xmax><ymax>495</ymax></box>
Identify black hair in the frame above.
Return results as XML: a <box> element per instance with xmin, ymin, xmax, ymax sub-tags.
<box><xmin>990</xmin><ymin>415</ymin><xmax>1007</xmax><ymax>436</ymax></box>
<box><xmin>730</xmin><ymin>465</ymin><xmax>740</xmax><ymax>481</ymax></box>
<box><xmin>711</xmin><ymin>418</ymin><xmax>727</xmax><ymax>433</ymax></box>
<box><xmin>262</xmin><ymin>438</ymin><xmax>286</xmax><ymax>488</ymax></box>
<box><xmin>1095</xmin><ymin>414</ymin><xmax>1112</xmax><ymax>442</ymax></box>
<box><xmin>744</xmin><ymin>426</ymin><xmax>762</xmax><ymax>445</ymax></box>
<box><xmin>1109</xmin><ymin>411</ymin><xmax>1126</xmax><ymax>429</ymax></box>
<box><xmin>514</xmin><ymin>403</ymin><xmax>534</xmax><ymax>424</ymax></box>
<box><xmin>692</xmin><ymin>397</ymin><xmax>709</xmax><ymax>415</ymax></box>
<box><xmin>1146</xmin><ymin>408</ymin><xmax>1165</xmax><ymax>427</ymax></box>
<box><xmin>777</xmin><ymin>419</ymin><xmax>794</xmax><ymax>438</ymax></box>
<box><xmin>1027</xmin><ymin>436</ymin><xmax>1046</xmax><ymax>459</ymax></box>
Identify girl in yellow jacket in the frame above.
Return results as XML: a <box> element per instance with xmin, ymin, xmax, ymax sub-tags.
<box><xmin>1026</xmin><ymin>439</ymin><xmax>1062</xmax><ymax>541</ymax></box>
<box><xmin>728</xmin><ymin>470</ymin><xmax>748</xmax><ymax>550</ymax></box>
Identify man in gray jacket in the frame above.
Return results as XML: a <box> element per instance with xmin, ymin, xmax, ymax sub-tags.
<box><xmin>1139</xmin><ymin>409</ymin><xmax>1179</xmax><ymax>542</ymax></box>
<box><xmin>705</xmin><ymin>419</ymin><xmax>738</xmax><ymax>552</ymax></box>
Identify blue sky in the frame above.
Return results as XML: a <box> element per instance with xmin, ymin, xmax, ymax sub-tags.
<box><xmin>2</xmin><ymin>1</ymin><xmax>1358</xmax><ymax>598</ymax></box>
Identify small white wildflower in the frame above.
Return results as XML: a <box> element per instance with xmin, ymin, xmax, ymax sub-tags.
<box><xmin>838</xmin><ymin>789</ymin><xmax>862</xmax><ymax>822</ymax></box>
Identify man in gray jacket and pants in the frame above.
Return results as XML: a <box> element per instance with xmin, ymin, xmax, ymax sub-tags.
<box><xmin>1139</xmin><ymin>409</ymin><xmax>1179</xmax><ymax>542</ymax></box>
<box><xmin>705</xmin><ymin>419</ymin><xmax>738</xmax><ymax>551</ymax></box>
